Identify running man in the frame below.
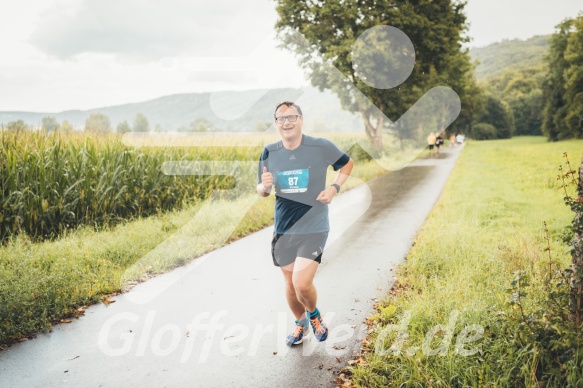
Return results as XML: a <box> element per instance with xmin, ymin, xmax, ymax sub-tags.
<box><xmin>435</xmin><ymin>132</ymin><xmax>443</xmax><ymax>155</ymax></box>
<box><xmin>427</xmin><ymin>132</ymin><xmax>437</xmax><ymax>157</ymax></box>
<box><xmin>257</xmin><ymin>101</ymin><xmax>353</xmax><ymax>346</ymax></box>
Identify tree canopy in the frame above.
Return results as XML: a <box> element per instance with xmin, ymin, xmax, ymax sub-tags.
<box><xmin>41</xmin><ymin>116</ymin><xmax>60</xmax><ymax>132</ymax></box>
<box><xmin>474</xmin><ymin>94</ymin><xmax>514</xmax><ymax>139</ymax></box>
<box><xmin>542</xmin><ymin>14</ymin><xmax>583</xmax><ymax>141</ymax></box>
<box><xmin>84</xmin><ymin>113</ymin><xmax>111</xmax><ymax>135</ymax></box>
<box><xmin>116</xmin><ymin>120</ymin><xmax>132</xmax><ymax>134</ymax></box>
<box><xmin>133</xmin><ymin>113</ymin><xmax>150</xmax><ymax>133</ymax></box>
<box><xmin>5</xmin><ymin>120</ymin><xmax>29</xmax><ymax>134</ymax></box>
<box><xmin>275</xmin><ymin>0</ymin><xmax>471</xmax><ymax>154</ymax></box>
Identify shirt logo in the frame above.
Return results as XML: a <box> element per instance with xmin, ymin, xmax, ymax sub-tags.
<box><xmin>289</xmin><ymin>154</ymin><xmax>296</xmax><ymax>160</ymax></box>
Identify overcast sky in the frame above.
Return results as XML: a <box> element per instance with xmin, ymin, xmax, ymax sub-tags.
<box><xmin>0</xmin><ymin>0</ymin><xmax>581</xmax><ymax>112</ymax></box>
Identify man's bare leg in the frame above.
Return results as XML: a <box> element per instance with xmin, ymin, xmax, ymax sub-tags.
<box><xmin>281</xmin><ymin>263</ymin><xmax>307</xmax><ymax>320</ymax></box>
<box><xmin>291</xmin><ymin>257</ymin><xmax>319</xmax><ymax>313</ymax></box>
<box><xmin>281</xmin><ymin>257</ymin><xmax>320</xmax><ymax>318</ymax></box>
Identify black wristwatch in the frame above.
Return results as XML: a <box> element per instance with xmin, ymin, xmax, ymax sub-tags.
<box><xmin>331</xmin><ymin>183</ymin><xmax>340</xmax><ymax>193</ymax></box>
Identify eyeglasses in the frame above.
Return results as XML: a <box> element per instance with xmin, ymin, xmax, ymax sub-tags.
<box><xmin>275</xmin><ymin>115</ymin><xmax>301</xmax><ymax>124</ymax></box>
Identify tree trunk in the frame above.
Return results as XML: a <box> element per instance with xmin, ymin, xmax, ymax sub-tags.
<box><xmin>571</xmin><ymin>154</ymin><xmax>583</xmax><ymax>328</ymax></box>
<box><xmin>372</xmin><ymin>114</ymin><xmax>384</xmax><ymax>152</ymax></box>
<box><xmin>358</xmin><ymin>108</ymin><xmax>384</xmax><ymax>153</ymax></box>
<box><xmin>359</xmin><ymin>108</ymin><xmax>375</xmax><ymax>141</ymax></box>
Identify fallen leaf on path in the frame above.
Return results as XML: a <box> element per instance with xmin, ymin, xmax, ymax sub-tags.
<box><xmin>60</xmin><ymin>319</ymin><xmax>72</xmax><ymax>323</ymax></box>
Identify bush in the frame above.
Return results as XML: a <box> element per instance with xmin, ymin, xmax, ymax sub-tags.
<box><xmin>465</xmin><ymin>154</ymin><xmax>583</xmax><ymax>385</ymax></box>
<box><xmin>472</xmin><ymin>122</ymin><xmax>498</xmax><ymax>140</ymax></box>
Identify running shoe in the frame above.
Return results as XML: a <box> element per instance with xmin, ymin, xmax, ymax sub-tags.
<box><xmin>309</xmin><ymin>311</ymin><xmax>329</xmax><ymax>342</ymax></box>
<box><xmin>286</xmin><ymin>319</ymin><xmax>310</xmax><ymax>346</ymax></box>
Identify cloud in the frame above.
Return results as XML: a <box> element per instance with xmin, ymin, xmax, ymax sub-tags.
<box><xmin>29</xmin><ymin>0</ymin><xmax>276</xmax><ymax>61</ymax></box>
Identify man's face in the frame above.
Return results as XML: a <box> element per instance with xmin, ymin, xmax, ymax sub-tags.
<box><xmin>274</xmin><ymin>105</ymin><xmax>303</xmax><ymax>143</ymax></box>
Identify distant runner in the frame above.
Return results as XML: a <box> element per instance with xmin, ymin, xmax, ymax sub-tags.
<box><xmin>427</xmin><ymin>132</ymin><xmax>437</xmax><ymax>157</ymax></box>
<box><xmin>435</xmin><ymin>132</ymin><xmax>443</xmax><ymax>155</ymax></box>
<box><xmin>257</xmin><ymin>101</ymin><xmax>353</xmax><ymax>346</ymax></box>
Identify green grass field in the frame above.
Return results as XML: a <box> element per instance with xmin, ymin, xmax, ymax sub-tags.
<box><xmin>346</xmin><ymin>137</ymin><xmax>583</xmax><ymax>387</ymax></box>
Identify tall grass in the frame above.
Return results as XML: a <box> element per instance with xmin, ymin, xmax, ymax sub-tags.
<box><xmin>0</xmin><ymin>131</ymin><xmax>257</xmax><ymax>242</ymax></box>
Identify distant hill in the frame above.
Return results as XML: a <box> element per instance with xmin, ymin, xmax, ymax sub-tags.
<box><xmin>0</xmin><ymin>87</ymin><xmax>364</xmax><ymax>133</ymax></box>
<box><xmin>5</xmin><ymin>36</ymin><xmax>554</xmax><ymax>133</ymax></box>
<box><xmin>470</xmin><ymin>35</ymin><xmax>550</xmax><ymax>80</ymax></box>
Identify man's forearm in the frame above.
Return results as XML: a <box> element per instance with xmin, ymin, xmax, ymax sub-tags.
<box><xmin>333</xmin><ymin>158</ymin><xmax>354</xmax><ymax>188</ymax></box>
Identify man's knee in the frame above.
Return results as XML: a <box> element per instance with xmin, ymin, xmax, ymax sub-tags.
<box><xmin>284</xmin><ymin>279</ymin><xmax>296</xmax><ymax>294</ymax></box>
<box><xmin>292</xmin><ymin>276</ymin><xmax>313</xmax><ymax>295</ymax></box>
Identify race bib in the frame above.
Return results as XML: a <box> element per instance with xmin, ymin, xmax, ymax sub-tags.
<box><xmin>277</xmin><ymin>169</ymin><xmax>309</xmax><ymax>193</ymax></box>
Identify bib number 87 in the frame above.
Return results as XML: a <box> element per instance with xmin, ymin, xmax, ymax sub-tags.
<box><xmin>288</xmin><ymin>177</ymin><xmax>298</xmax><ymax>186</ymax></box>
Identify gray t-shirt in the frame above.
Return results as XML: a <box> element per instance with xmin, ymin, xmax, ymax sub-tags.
<box><xmin>258</xmin><ymin>134</ymin><xmax>350</xmax><ymax>234</ymax></box>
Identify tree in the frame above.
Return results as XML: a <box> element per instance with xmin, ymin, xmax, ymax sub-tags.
<box><xmin>472</xmin><ymin>122</ymin><xmax>497</xmax><ymax>140</ymax></box>
<box><xmin>542</xmin><ymin>19</ymin><xmax>574</xmax><ymax>141</ymax></box>
<box><xmin>133</xmin><ymin>113</ymin><xmax>150</xmax><ymax>133</ymax></box>
<box><xmin>449</xmin><ymin>63</ymin><xmax>484</xmax><ymax>138</ymax></box>
<box><xmin>564</xmin><ymin>14</ymin><xmax>583</xmax><ymax>138</ymax></box>
<box><xmin>177</xmin><ymin>118</ymin><xmax>213</xmax><ymax>132</ymax></box>
<box><xmin>474</xmin><ymin>94</ymin><xmax>514</xmax><ymax>139</ymax></box>
<box><xmin>274</xmin><ymin>0</ymin><xmax>469</xmax><ymax>152</ymax></box>
<box><xmin>41</xmin><ymin>116</ymin><xmax>60</xmax><ymax>132</ymax></box>
<box><xmin>6</xmin><ymin>120</ymin><xmax>28</xmax><ymax>134</ymax></box>
<box><xmin>84</xmin><ymin>113</ymin><xmax>111</xmax><ymax>134</ymax></box>
<box><xmin>509</xmin><ymin>90</ymin><xmax>544</xmax><ymax>136</ymax></box>
<box><xmin>542</xmin><ymin>15</ymin><xmax>583</xmax><ymax>141</ymax></box>
<box><xmin>116</xmin><ymin>120</ymin><xmax>132</xmax><ymax>134</ymax></box>
<box><xmin>485</xmin><ymin>66</ymin><xmax>546</xmax><ymax>136</ymax></box>
<box><xmin>60</xmin><ymin>120</ymin><xmax>74</xmax><ymax>132</ymax></box>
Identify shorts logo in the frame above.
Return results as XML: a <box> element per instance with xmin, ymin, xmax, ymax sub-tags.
<box><xmin>312</xmin><ymin>251</ymin><xmax>318</xmax><ymax>256</ymax></box>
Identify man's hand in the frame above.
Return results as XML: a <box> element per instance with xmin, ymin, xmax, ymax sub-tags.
<box><xmin>316</xmin><ymin>186</ymin><xmax>337</xmax><ymax>204</ymax></box>
<box><xmin>258</xmin><ymin>166</ymin><xmax>273</xmax><ymax>195</ymax></box>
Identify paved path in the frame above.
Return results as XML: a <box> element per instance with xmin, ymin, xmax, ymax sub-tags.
<box><xmin>0</xmin><ymin>147</ymin><xmax>462</xmax><ymax>388</ymax></box>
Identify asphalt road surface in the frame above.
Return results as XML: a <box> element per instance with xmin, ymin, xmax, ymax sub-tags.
<box><xmin>0</xmin><ymin>146</ymin><xmax>462</xmax><ymax>388</ymax></box>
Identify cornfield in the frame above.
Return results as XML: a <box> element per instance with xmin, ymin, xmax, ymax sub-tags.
<box><xmin>0</xmin><ymin>130</ymin><xmax>261</xmax><ymax>242</ymax></box>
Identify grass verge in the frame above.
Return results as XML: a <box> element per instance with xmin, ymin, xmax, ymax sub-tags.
<box><xmin>345</xmin><ymin>136</ymin><xmax>583</xmax><ymax>387</ymax></box>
